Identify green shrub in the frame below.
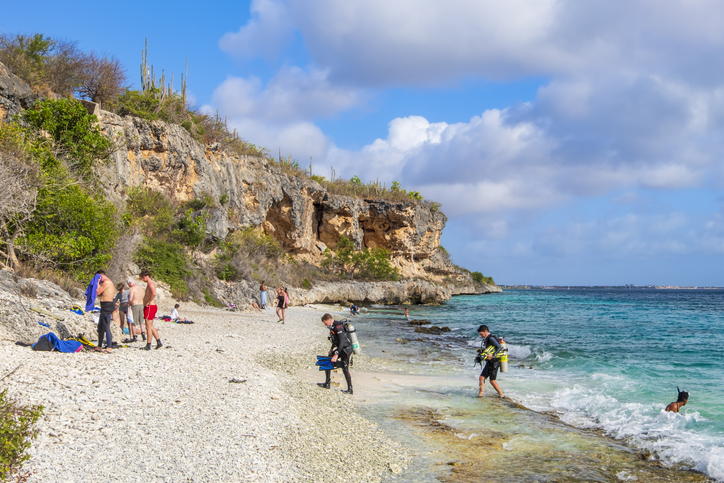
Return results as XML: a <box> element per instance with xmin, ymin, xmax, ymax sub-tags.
<box><xmin>322</xmin><ymin>235</ymin><xmax>399</xmax><ymax>281</ymax></box>
<box><xmin>135</xmin><ymin>239</ymin><xmax>191</xmax><ymax>298</ymax></box>
<box><xmin>21</xmin><ymin>98</ymin><xmax>112</xmax><ymax>175</ymax></box>
<box><xmin>219</xmin><ymin>194</ymin><xmax>229</xmax><ymax>206</ymax></box>
<box><xmin>172</xmin><ymin>209</ymin><xmax>207</xmax><ymax>248</ymax></box>
<box><xmin>0</xmin><ymin>389</ymin><xmax>43</xmax><ymax>482</ymax></box>
<box><xmin>201</xmin><ymin>288</ymin><xmax>224</xmax><ymax>307</ymax></box>
<box><xmin>20</xmin><ymin>167</ymin><xmax>117</xmax><ymax>280</ymax></box>
<box><xmin>301</xmin><ymin>278</ymin><xmax>312</xmax><ymax>289</ymax></box>
<box><xmin>471</xmin><ymin>271</ymin><xmax>495</xmax><ymax>285</ymax></box>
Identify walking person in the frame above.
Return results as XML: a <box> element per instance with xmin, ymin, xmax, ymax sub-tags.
<box><xmin>275</xmin><ymin>287</ymin><xmax>286</xmax><ymax>323</ymax></box>
<box><xmin>476</xmin><ymin>325</ymin><xmax>505</xmax><ymax>398</ymax></box>
<box><xmin>127</xmin><ymin>278</ymin><xmax>146</xmax><ymax>342</ymax></box>
<box><xmin>260</xmin><ymin>281</ymin><xmax>267</xmax><ymax>309</ymax></box>
<box><xmin>317</xmin><ymin>313</ymin><xmax>353</xmax><ymax>394</ymax></box>
<box><xmin>140</xmin><ymin>269</ymin><xmax>163</xmax><ymax>350</ymax></box>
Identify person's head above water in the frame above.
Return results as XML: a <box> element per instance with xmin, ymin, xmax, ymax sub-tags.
<box><xmin>677</xmin><ymin>387</ymin><xmax>690</xmax><ymax>403</ymax></box>
<box><xmin>478</xmin><ymin>325</ymin><xmax>490</xmax><ymax>337</ymax></box>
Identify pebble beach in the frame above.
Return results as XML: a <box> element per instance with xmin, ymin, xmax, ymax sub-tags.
<box><xmin>0</xmin><ymin>304</ymin><xmax>409</xmax><ymax>482</ymax></box>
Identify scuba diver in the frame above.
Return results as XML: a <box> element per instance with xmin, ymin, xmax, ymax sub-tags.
<box><xmin>665</xmin><ymin>387</ymin><xmax>689</xmax><ymax>413</ymax></box>
<box><xmin>476</xmin><ymin>325</ymin><xmax>505</xmax><ymax>398</ymax></box>
<box><xmin>317</xmin><ymin>313</ymin><xmax>353</xmax><ymax>395</ymax></box>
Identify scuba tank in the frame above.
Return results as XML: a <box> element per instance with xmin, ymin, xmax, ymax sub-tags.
<box><xmin>499</xmin><ymin>336</ymin><xmax>509</xmax><ymax>373</ymax></box>
<box><xmin>343</xmin><ymin>321</ymin><xmax>362</xmax><ymax>354</ymax></box>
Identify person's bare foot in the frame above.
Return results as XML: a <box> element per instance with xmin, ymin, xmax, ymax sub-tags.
<box><xmin>477</xmin><ymin>392</ymin><xmax>484</xmax><ymax>397</ymax></box>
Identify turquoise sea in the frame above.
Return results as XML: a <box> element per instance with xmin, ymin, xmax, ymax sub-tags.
<box><xmin>344</xmin><ymin>289</ymin><xmax>724</xmax><ymax>482</ymax></box>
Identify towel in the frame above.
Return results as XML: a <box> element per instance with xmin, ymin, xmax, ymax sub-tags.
<box><xmin>84</xmin><ymin>273</ymin><xmax>102</xmax><ymax>311</ymax></box>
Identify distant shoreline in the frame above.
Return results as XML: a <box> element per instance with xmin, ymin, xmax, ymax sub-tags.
<box><xmin>499</xmin><ymin>285</ymin><xmax>723</xmax><ymax>290</ymax></box>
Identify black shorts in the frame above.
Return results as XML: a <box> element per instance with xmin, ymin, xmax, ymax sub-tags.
<box><xmin>481</xmin><ymin>360</ymin><xmax>500</xmax><ymax>380</ymax></box>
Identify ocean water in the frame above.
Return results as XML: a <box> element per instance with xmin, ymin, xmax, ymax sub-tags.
<box><xmin>343</xmin><ymin>289</ymin><xmax>724</xmax><ymax>482</ymax></box>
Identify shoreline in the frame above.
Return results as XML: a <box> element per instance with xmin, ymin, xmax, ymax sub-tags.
<box><xmin>0</xmin><ymin>305</ymin><xmax>408</xmax><ymax>482</ymax></box>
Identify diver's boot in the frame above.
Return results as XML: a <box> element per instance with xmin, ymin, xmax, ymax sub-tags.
<box><xmin>317</xmin><ymin>382</ymin><xmax>330</xmax><ymax>389</ymax></box>
<box><xmin>141</xmin><ymin>332</ymin><xmax>147</xmax><ymax>341</ymax></box>
<box><xmin>341</xmin><ymin>387</ymin><xmax>353</xmax><ymax>395</ymax></box>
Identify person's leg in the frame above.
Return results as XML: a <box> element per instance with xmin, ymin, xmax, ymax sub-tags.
<box><xmin>276</xmin><ymin>306</ymin><xmax>281</xmax><ymax>321</ymax></box>
<box><xmin>97</xmin><ymin>314</ymin><xmax>105</xmax><ymax>348</ymax></box>
<box><xmin>490</xmin><ymin>379</ymin><xmax>504</xmax><ymax>398</ymax></box>
<box><xmin>340</xmin><ymin>359</ymin><xmax>352</xmax><ymax>393</ymax></box>
<box><xmin>318</xmin><ymin>369</ymin><xmax>331</xmax><ymax>388</ymax></box>
<box><xmin>105</xmin><ymin>314</ymin><xmax>113</xmax><ymax>348</ymax></box>
<box><xmin>478</xmin><ymin>376</ymin><xmax>486</xmax><ymax>397</ymax></box>
<box><xmin>281</xmin><ymin>308</ymin><xmax>285</xmax><ymax>324</ymax></box>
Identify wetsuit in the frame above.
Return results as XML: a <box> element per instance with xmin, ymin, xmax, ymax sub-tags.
<box><xmin>324</xmin><ymin>321</ymin><xmax>353</xmax><ymax>390</ymax></box>
<box><xmin>98</xmin><ymin>301</ymin><xmax>115</xmax><ymax>348</ymax></box>
<box><xmin>480</xmin><ymin>334</ymin><xmax>502</xmax><ymax>381</ymax></box>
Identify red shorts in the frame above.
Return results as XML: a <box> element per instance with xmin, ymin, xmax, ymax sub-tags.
<box><xmin>143</xmin><ymin>305</ymin><xmax>158</xmax><ymax>321</ymax></box>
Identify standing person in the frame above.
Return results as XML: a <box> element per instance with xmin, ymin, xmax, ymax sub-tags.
<box><xmin>114</xmin><ymin>282</ymin><xmax>130</xmax><ymax>335</ymax></box>
<box><xmin>127</xmin><ymin>278</ymin><xmax>146</xmax><ymax>342</ymax></box>
<box><xmin>404</xmin><ymin>307</ymin><xmax>409</xmax><ymax>320</ymax></box>
<box><xmin>276</xmin><ymin>287</ymin><xmax>286</xmax><ymax>324</ymax></box>
<box><xmin>666</xmin><ymin>388</ymin><xmax>689</xmax><ymax>413</ymax></box>
<box><xmin>95</xmin><ymin>270</ymin><xmax>115</xmax><ymax>352</ymax></box>
<box><xmin>476</xmin><ymin>325</ymin><xmax>505</xmax><ymax>398</ymax></box>
<box><xmin>140</xmin><ymin>270</ymin><xmax>162</xmax><ymax>350</ymax></box>
<box><xmin>260</xmin><ymin>281</ymin><xmax>267</xmax><ymax>309</ymax></box>
<box><xmin>317</xmin><ymin>313</ymin><xmax>353</xmax><ymax>394</ymax></box>
<box><xmin>350</xmin><ymin>304</ymin><xmax>359</xmax><ymax>316</ymax></box>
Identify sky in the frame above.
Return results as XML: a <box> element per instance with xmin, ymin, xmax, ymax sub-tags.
<box><xmin>2</xmin><ymin>0</ymin><xmax>724</xmax><ymax>286</ymax></box>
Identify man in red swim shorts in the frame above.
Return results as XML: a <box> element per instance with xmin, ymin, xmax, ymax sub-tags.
<box><xmin>140</xmin><ymin>269</ymin><xmax>163</xmax><ymax>350</ymax></box>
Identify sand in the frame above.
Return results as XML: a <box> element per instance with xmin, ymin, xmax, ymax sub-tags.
<box><xmin>0</xmin><ymin>304</ymin><xmax>409</xmax><ymax>482</ymax></box>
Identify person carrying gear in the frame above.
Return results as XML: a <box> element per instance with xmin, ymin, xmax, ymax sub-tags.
<box><xmin>317</xmin><ymin>313</ymin><xmax>353</xmax><ymax>395</ymax></box>
<box><xmin>477</xmin><ymin>324</ymin><xmax>505</xmax><ymax>398</ymax></box>
<box><xmin>665</xmin><ymin>387</ymin><xmax>689</xmax><ymax>413</ymax></box>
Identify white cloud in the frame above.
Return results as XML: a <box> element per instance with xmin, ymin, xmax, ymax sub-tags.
<box><xmin>221</xmin><ymin>0</ymin><xmax>724</xmax><ymax>87</ymax></box>
<box><xmin>219</xmin><ymin>0</ymin><xmax>293</xmax><ymax>59</ymax></box>
<box><xmin>212</xmin><ymin>67</ymin><xmax>364</xmax><ymax>123</ymax></box>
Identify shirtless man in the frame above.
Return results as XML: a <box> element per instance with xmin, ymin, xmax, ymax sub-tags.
<box><xmin>96</xmin><ymin>270</ymin><xmax>115</xmax><ymax>352</ymax></box>
<box><xmin>127</xmin><ymin>278</ymin><xmax>146</xmax><ymax>342</ymax></box>
<box><xmin>140</xmin><ymin>269</ymin><xmax>162</xmax><ymax>350</ymax></box>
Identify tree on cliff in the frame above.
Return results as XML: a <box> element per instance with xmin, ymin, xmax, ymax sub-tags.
<box><xmin>75</xmin><ymin>52</ymin><xmax>127</xmax><ymax>105</ymax></box>
<box><xmin>0</xmin><ymin>125</ymin><xmax>39</xmax><ymax>270</ymax></box>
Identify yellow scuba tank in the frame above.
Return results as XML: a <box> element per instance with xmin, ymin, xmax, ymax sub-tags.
<box><xmin>499</xmin><ymin>337</ymin><xmax>509</xmax><ymax>373</ymax></box>
<box><xmin>345</xmin><ymin>322</ymin><xmax>361</xmax><ymax>354</ymax></box>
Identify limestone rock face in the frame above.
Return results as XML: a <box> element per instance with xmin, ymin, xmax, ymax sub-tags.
<box><xmin>96</xmin><ymin>111</ymin><xmax>449</xmax><ymax>271</ymax></box>
<box><xmin>0</xmin><ymin>61</ymin><xmax>36</xmax><ymax>121</ymax></box>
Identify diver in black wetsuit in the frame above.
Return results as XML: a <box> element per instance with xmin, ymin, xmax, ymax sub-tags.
<box><xmin>318</xmin><ymin>313</ymin><xmax>353</xmax><ymax>394</ymax></box>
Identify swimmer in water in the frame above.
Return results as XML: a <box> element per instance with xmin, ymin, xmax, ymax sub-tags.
<box><xmin>665</xmin><ymin>387</ymin><xmax>689</xmax><ymax>413</ymax></box>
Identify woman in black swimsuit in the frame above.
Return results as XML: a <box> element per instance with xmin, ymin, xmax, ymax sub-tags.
<box><xmin>275</xmin><ymin>287</ymin><xmax>286</xmax><ymax>323</ymax></box>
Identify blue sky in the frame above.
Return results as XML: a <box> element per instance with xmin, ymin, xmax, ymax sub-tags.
<box><xmin>3</xmin><ymin>0</ymin><xmax>724</xmax><ymax>286</ymax></box>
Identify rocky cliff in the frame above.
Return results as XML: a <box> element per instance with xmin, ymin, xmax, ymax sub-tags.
<box><xmin>0</xmin><ymin>61</ymin><xmax>499</xmax><ymax>305</ymax></box>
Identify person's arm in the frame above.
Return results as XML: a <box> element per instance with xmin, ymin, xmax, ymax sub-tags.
<box><xmin>96</xmin><ymin>279</ymin><xmax>106</xmax><ymax>296</ymax></box>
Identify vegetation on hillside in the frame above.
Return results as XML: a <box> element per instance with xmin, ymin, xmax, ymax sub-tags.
<box><xmin>0</xmin><ymin>98</ymin><xmax>117</xmax><ymax>280</ymax></box>
<box><xmin>322</xmin><ymin>235</ymin><xmax>399</xmax><ymax>281</ymax></box>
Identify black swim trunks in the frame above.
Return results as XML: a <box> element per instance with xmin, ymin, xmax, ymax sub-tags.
<box><xmin>481</xmin><ymin>360</ymin><xmax>500</xmax><ymax>380</ymax></box>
